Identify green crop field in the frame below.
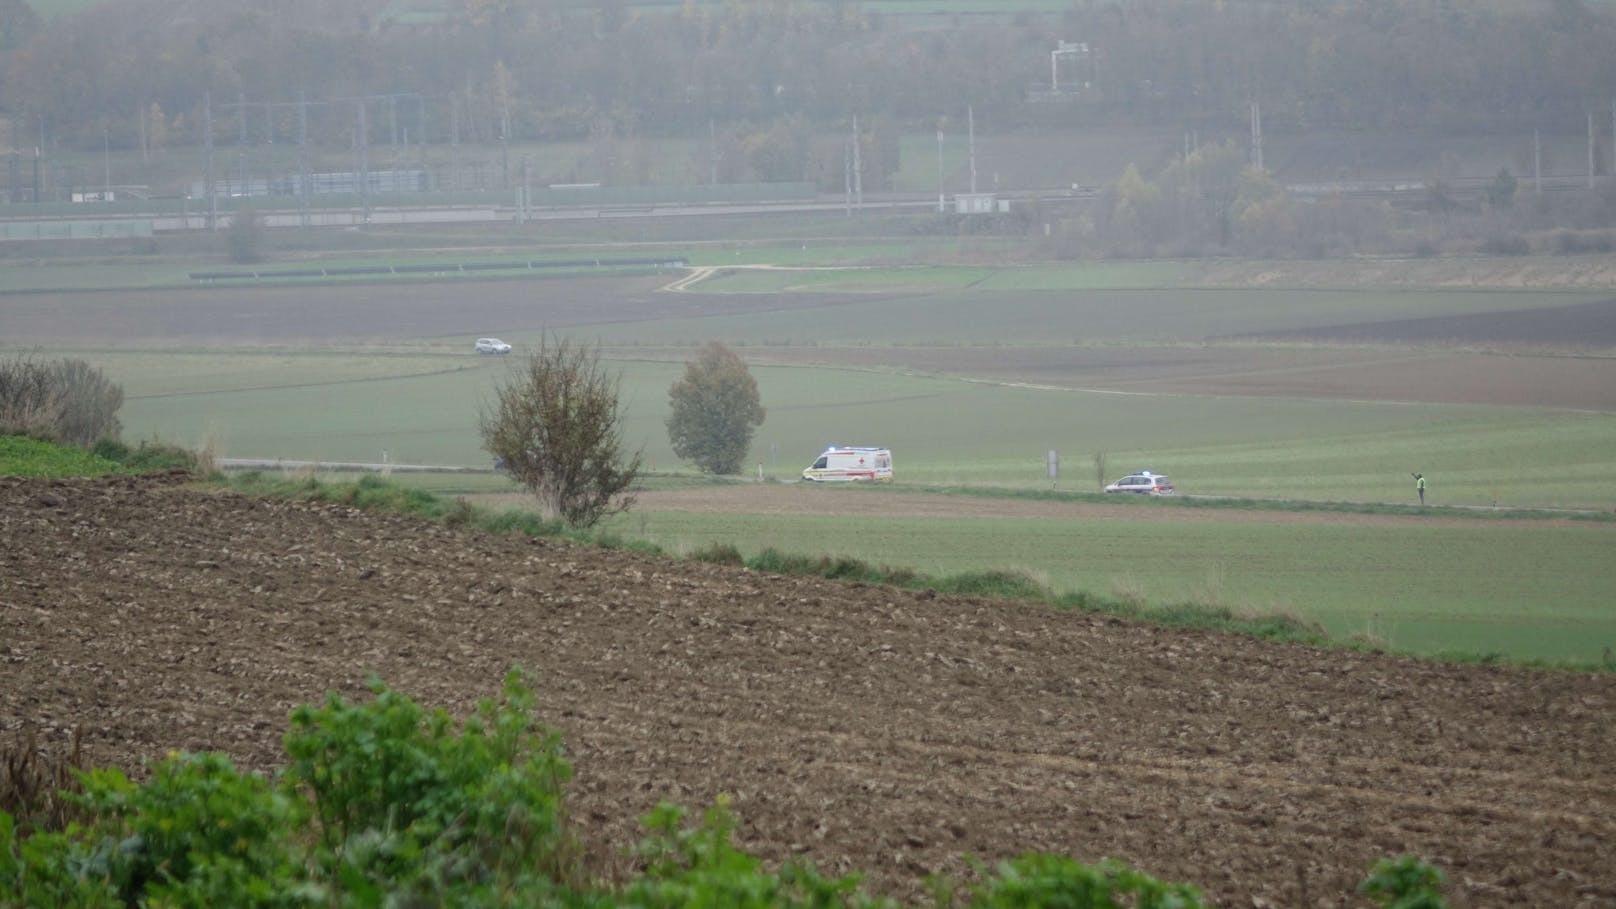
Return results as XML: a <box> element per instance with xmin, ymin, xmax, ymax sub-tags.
<box><xmin>595</xmin><ymin>506</ymin><xmax>1616</xmax><ymax>663</ymax></box>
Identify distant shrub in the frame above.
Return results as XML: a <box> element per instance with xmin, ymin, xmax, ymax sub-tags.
<box><xmin>93</xmin><ymin>438</ymin><xmax>198</xmax><ymax>473</ymax></box>
<box><xmin>690</xmin><ymin>542</ymin><xmax>745</xmax><ymax>565</ymax></box>
<box><xmin>442</xmin><ymin>497</ymin><xmax>476</xmax><ymax>526</ymax></box>
<box><xmin>1478</xmin><ymin>233</ymin><xmax>1530</xmax><ymax>256</ymax></box>
<box><xmin>1553</xmin><ymin>229</ymin><xmax>1614</xmax><ymax>255</ymax></box>
<box><xmin>935</xmin><ymin>569</ymin><xmax>1049</xmax><ymax>601</ymax></box>
<box><xmin>0</xmin><ymin>355</ymin><xmax>123</xmax><ymax>448</ymax></box>
<box><xmin>478</xmin><ymin>508</ymin><xmax>566</xmax><ymax>539</ymax></box>
<box><xmin>225</xmin><ymin>205</ymin><xmax>265</xmax><ymax>264</ymax></box>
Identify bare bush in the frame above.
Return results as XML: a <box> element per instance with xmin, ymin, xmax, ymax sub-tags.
<box><xmin>0</xmin><ymin>354</ymin><xmax>123</xmax><ymax>447</ymax></box>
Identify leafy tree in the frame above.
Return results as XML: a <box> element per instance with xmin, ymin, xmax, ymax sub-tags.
<box><xmin>666</xmin><ymin>342</ymin><xmax>765</xmax><ymax>475</ymax></box>
<box><xmin>0</xmin><ymin>0</ymin><xmax>41</xmax><ymax>52</ymax></box>
<box><xmin>481</xmin><ymin>333</ymin><xmax>640</xmax><ymax>528</ymax></box>
<box><xmin>1108</xmin><ymin>163</ymin><xmax>1163</xmax><ymax>255</ymax></box>
<box><xmin>1487</xmin><ymin>167</ymin><xmax>1518</xmax><ymax>211</ymax></box>
<box><xmin>1359</xmin><ymin>855</ymin><xmax>1448</xmax><ymax>909</ymax></box>
<box><xmin>225</xmin><ymin>205</ymin><xmax>265</xmax><ymax>264</ymax></box>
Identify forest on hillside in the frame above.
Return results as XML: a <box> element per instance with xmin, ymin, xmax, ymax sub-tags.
<box><xmin>2</xmin><ymin>0</ymin><xmax>1615</xmax><ymax>156</ymax></box>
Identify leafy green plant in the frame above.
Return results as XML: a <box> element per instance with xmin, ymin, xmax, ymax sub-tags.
<box><xmin>0</xmin><ymin>753</ymin><xmax>307</xmax><ymax>909</ymax></box>
<box><xmin>624</xmin><ymin>798</ymin><xmax>889</xmax><ymax>909</ymax></box>
<box><xmin>1359</xmin><ymin>855</ymin><xmax>1448</xmax><ymax>909</ymax></box>
<box><xmin>281</xmin><ymin>669</ymin><xmax>583</xmax><ymax>898</ymax></box>
<box><xmin>0</xmin><ymin>434</ymin><xmax>122</xmax><ymax>478</ymax></box>
<box><xmin>949</xmin><ymin>854</ymin><xmax>1208</xmax><ymax>909</ymax></box>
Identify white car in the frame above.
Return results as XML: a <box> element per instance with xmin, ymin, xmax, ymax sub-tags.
<box><xmin>474</xmin><ymin>338</ymin><xmax>512</xmax><ymax>355</ymax></box>
<box><xmin>1104</xmin><ymin>471</ymin><xmax>1175</xmax><ymax>495</ymax></box>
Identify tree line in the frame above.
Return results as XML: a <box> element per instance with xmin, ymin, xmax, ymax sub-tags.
<box><xmin>3</xmin><ymin>0</ymin><xmax>1614</xmax><ymax>161</ymax></box>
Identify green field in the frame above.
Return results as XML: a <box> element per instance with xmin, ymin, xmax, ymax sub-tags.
<box><xmin>595</xmin><ymin>505</ymin><xmax>1616</xmax><ymax>663</ymax></box>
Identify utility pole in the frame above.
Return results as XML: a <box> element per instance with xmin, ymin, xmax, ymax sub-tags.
<box><xmin>1534</xmin><ymin>128</ymin><xmax>1542</xmax><ymax>194</ymax></box>
<box><xmin>449</xmin><ymin>97</ymin><xmax>460</xmax><ymax>192</ymax></box>
<box><xmin>517</xmin><ymin>154</ymin><xmax>529</xmax><ymax>223</ymax></box>
<box><xmin>234</xmin><ymin>90</ymin><xmax>247</xmax><ymax>199</ymax></box>
<box><xmin>852</xmin><ymin>115</ymin><xmax>862</xmax><ymax>208</ymax></box>
<box><xmin>357</xmin><ymin>99</ymin><xmax>370</xmax><ymax>221</ymax></box>
<box><xmin>967</xmin><ymin>105</ymin><xmax>977</xmax><ymax>193</ymax></box>
<box><xmin>1250</xmin><ymin>100</ymin><xmax>1264</xmax><ymax>173</ymax></box>
<box><xmin>204</xmin><ymin>91</ymin><xmax>216</xmax><ymax>230</ymax></box>
<box><xmin>1591</xmin><ymin>111</ymin><xmax>1597</xmax><ymax>188</ymax></box>
<box><xmin>416</xmin><ymin>97</ymin><xmax>428</xmax><ymax>176</ymax></box>
<box><xmin>298</xmin><ymin>92</ymin><xmax>311</xmax><ymax>228</ymax></box>
<box><xmin>102</xmin><ymin>124</ymin><xmax>110</xmax><ymax>200</ymax></box>
<box><xmin>499</xmin><ymin>93</ymin><xmax>510</xmax><ymax>191</ymax></box>
<box><xmin>843</xmin><ymin>140</ymin><xmax>851</xmax><ymax>215</ymax></box>
<box><xmin>936</xmin><ymin>128</ymin><xmax>944</xmax><ymax>213</ymax></box>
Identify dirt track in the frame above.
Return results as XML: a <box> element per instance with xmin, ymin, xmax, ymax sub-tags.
<box><xmin>4</xmin><ymin>474</ymin><xmax>1613</xmax><ymax>907</ymax></box>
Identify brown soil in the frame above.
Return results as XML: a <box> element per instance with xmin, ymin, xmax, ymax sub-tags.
<box><xmin>5</xmin><ymin>474</ymin><xmax>1613</xmax><ymax>907</ymax></box>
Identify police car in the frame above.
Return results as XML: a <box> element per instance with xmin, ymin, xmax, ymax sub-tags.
<box><xmin>1104</xmin><ymin>471</ymin><xmax>1175</xmax><ymax>495</ymax></box>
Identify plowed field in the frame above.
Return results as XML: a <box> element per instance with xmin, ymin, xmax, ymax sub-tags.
<box><xmin>4</xmin><ymin>474</ymin><xmax>1613</xmax><ymax>907</ymax></box>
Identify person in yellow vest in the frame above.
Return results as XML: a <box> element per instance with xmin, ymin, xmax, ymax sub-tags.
<box><xmin>1412</xmin><ymin>472</ymin><xmax>1425</xmax><ymax>505</ymax></box>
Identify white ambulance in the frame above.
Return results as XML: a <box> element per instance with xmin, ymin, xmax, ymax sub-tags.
<box><xmin>801</xmin><ymin>446</ymin><xmax>894</xmax><ymax>483</ymax></box>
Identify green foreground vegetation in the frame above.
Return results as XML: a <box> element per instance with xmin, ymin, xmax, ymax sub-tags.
<box><xmin>0</xmin><ymin>671</ymin><xmax>1449</xmax><ymax>909</ymax></box>
<box><xmin>0</xmin><ymin>435</ymin><xmax>120</xmax><ymax>477</ymax></box>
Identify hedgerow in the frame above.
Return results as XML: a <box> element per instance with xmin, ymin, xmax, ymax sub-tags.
<box><xmin>0</xmin><ymin>672</ymin><xmax>1449</xmax><ymax>908</ymax></box>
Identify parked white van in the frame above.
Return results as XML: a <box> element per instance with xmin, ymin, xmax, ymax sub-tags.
<box><xmin>802</xmin><ymin>446</ymin><xmax>893</xmax><ymax>482</ymax></box>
